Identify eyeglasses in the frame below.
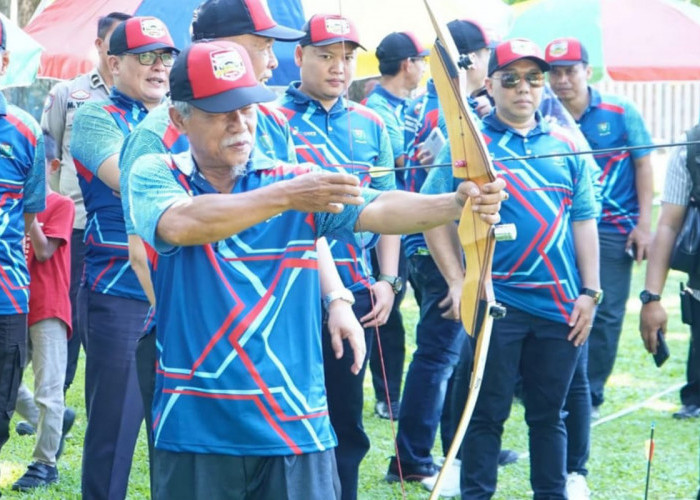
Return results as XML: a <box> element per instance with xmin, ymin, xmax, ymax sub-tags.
<box><xmin>492</xmin><ymin>71</ymin><xmax>545</xmax><ymax>89</ymax></box>
<box><xmin>133</xmin><ymin>51</ymin><xmax>176</xmax><ymax>67</ymax></box>
<box><xmin>409</xmin><ymin>57</ymin><xmax>426</xmax><ymax>64</ymax></box>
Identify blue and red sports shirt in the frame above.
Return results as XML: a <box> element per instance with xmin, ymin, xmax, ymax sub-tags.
<box><xmin>363</xmin><ymin>83</ymin><xmax>407</xmax><ymax>189</ymax></box>
<box><xmin>278</xmin><ymin>83</ymin><xmax>395</xmax><ymax>292</ymax></box>
<box><xmin>577</xmin><ymin>87</ymin><xmax>652</xmax><ymax>234</ymax></box>
<box><xmin>129</xmin><ymin>150</ymin><xmax>379</xmax><ymax>456</ymax></box>
<box><xmin>71</xmin><ymin>88</ymin><xmax>151</xmax><ymax>301</ymax></box>
<box><xmin>422</xmin><ymin>111</ymin><xmax>599</xmax><ymax>326</ymax></box>
<box><xmin>0</xmin><ymin>93</ymin><xmax>45</xmax><ymax>314</ymax></box>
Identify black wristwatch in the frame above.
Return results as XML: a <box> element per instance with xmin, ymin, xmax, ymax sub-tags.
<box><xmin>640</xmin><ymin>289</ymin><xmax>661</xmax><ymax>304</ymax></box>
<box><xmin>378</xmin><ymin>274</ymin><xmax>403</xmax><ymax>295</ymax></box>
<box><xmin>580</xmin><ymin>287</ymin><xmax>604</xmax><ymax>305</ymax></box>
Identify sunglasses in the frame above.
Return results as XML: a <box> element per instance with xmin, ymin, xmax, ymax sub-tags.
<box><xmin>133</xmin><ymin>51</ymin><xmax>176</xmax><ymax>67</ymax></box>
<box><xmin>492</xmin><ymin>71</ymin><xmax>545</xmax><ymax>89</ymax></box>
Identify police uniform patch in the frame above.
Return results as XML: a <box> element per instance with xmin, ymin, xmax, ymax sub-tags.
<box><xmin>141</xmin><ymin>19</ymin><xmax>166</xmax><ymax>39</ymax></box>
<box><xmin>547</xmin><ymin>41</ymin><xmax>569</xmax><ymax>59</ymax></box>
<box><xmin>325</xmin><ymin>18</ymin><xmax>351</xmax><ymax>36</ymax></box>
<box><xmin>210</xmin><ymin>50</ymin><xmax>246</xmax><ymax>81</ymax></box>
<box><xmin>70</xmin><ymin>89</ymin><xmax>90</xmax><ymax>100</ymax></box>
<box><xmin>43</xmin><ymin>94</ymin><xmax>54</xmax><ymax>111</ymax></box>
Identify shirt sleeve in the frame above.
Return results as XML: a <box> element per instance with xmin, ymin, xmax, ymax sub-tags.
<box><xmin>41</xmin><ymin>196</ymin><xmax>75</xmax><ymax>245</ymax></box>
<box><xmin>662</xmin><ymin>136</ymin><xmax>691</xmax><ymax>205</ymax></box>
<box><xmin>369</xmin><ymin>126</ymin><xmax>397</xmax><ymax>191</ymax></box>
<box><xmin>24</xmin><ymin>126</ymin><xmax>46</xmax><ymax>214</ymax></box>
<box><xmin>120</xmin><ymin>129</ymin><xmax>169</xmax><ymax>235</ymax></box>
<box><xmin>40</xmin><ymin>81</ymin><xmax>68</xmax><ymax>161</ymax></box>
<box><xmin>570</xmin><ymin>155</ymin><xmax>600</xmax><ymax>221</ymax></box>
<box><xmin>129</xmin><ymin>154</ymin><xmax>192</xmax><ymax>254</ymax></box>
<box><xmin>315</xmin><ymin>187</ymin><xmax>382</xmax><ymax>246</ymax></box>
<box><xmin>622</xmin><ymin>100</ymin><xmax>653</xmax><ymax>159</ymax></box>
<box><xmin>420</xmin><ymin>144</ymin><xmax>459</xmax><ymax>195</ymax></box>
<box><xmin>71</xmin><ymin>103</ymin><xmax>123</xmax><ymax>175</ymax></box>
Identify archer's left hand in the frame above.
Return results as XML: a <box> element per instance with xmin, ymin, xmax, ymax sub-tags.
<box><xmin>455</xmin><ymin>177</ymin><xmax>508</xmax><ymax>225</ymax></box>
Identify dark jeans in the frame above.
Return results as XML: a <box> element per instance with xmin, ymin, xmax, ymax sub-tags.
<box><xmin>564</xmin><ymin>341</ymin><xmax>591</xmax><ymax>475</ymax></box>
<box><xmin>588</xmin><ymin>231</ymin><xmax>633</xmax><ymax>407</ymax></box>
<box><xmin>322</xmin><ymin>288</ymin><xmax>374</xmax><ymax>500</ymax></box>
<box><xmin>461</xmin><ymin>307</ymin><xmax>580</xmax><ymax>499</ymax></box>
<box><xmin>80</xmin><ymin>287</ymin><xmax>149</xmax><ymax>500</ymax></box>
<box><xmin>64</xmin><ymin>228</ymin><xmax>85</xmax><ymax>393</ymax></box>
<box><xmin>136</xmin><ymin>329</ymin><xmax>157</xmax><ymax>497</ymax></box>
<box><xmin>369</xmin><ymin>248</ymin><xmax>407</xmax><ymax>405</ymax></box>
<box><xmin>396</xmin><ymin>254</ymin><xmax>464</xmax><ymax>466</ymax></box>
<box><xmin>153</xmin><ymin>448</ymin><xmax>340</xmax><ymax>500</ymax></box>
<box><xmin>0</xmin><ymin>313</ymin><xmax>27</xmax><ymax>453</ymax></box>
<box><xmin>680</xmin><ymin>295</ymin><xmax>700</xmax><ymax>405</ymax></box>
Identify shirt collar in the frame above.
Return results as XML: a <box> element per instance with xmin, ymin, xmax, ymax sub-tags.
<box><xmin>109</xmin><ymin>87</ymin><xmax>151</xmax><ymax>114</ymax></box>
<box><xmin>0</xmin><ymin>92</ymin><xmax>7</xmax><ymax>116</ymax></box>
<box><xmin>174</xmin><ymin>150</ymin><xmax>276</xmax><ymax>193</ymax></box>
<box><xmin>371</xmin><ymin>84</ymin><xmax>407</xmax><ymax>109</ymax></box>
<box><xmin>482</xmin><ymin>109</ymin><xmax>549</xmax><ymax>137</ymax></box>
<box><xmin>587</xmin><ymin>86</ymin><xmax>602</xmax><ymax>108</ymax></box>
<box><xmin>285</xmin><ymin>81</ymin><xmax>348</xmax><ymax>115</ymax></box>
<box><xmin>89</xmin><ymin>68</ymin><xmax>109</xmax><ymax>92</ymax></box>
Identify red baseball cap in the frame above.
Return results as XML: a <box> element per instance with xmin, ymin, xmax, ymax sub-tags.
<box><xmin>108</xmin><ymin>17</ymin><xmax>178</xmax><ymax>55</ymax></box>
<box><xmin>488</xmin><ymin>38</ymin><xmax>549</xmax><ymax>76</ymax></box>
<box><xmin>298</xmin><ymin>14</ymin><xmax>365</xmax><ymax>50</ymax></box>
<box><xmin>191</xmin><ymin>0</ymin><xmax>305</xmax><ymax>42</ymax></box>
<box><xmin>169</xmin><ymin>40</ymin><xmax>276</xmax><ymax>113</ymax></box>
<box><xmin>545</xmin><ymin>38</ymin><xmax>589</xmax><ymax>66</ymax></box>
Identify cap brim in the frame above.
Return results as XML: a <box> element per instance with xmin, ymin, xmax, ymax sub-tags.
<box><xmin>189</xmin><ymin>85</ymin><xmax>277</xmax><ymax>113</ymax></box>
<box><xmin>547</xmin><ymin>59</ymin><xmax>585</xmax><ymax>66</ymax></box>
<box><xmin>126</xmin><ymin>42</ymin><xmax>180</xmax><ymax>55</ymax></box>
<box><xmin>255</xmin><ymin>24</ymin><xmax>306</xmax><ymax>42</ymax></box>
<box><xmin>417</xmin><ymin>48</ymin><xmax>430</xmax><ymax>57</ymax></box>
<box><xmin>490</xmin><ymin>56</ymin><xmax>550</xmax><ymax>75</ymax></box>
<box><xmin>303</xmin><ymin>38</ymin><xmax>366</xmax><ymax>51</ymax></box>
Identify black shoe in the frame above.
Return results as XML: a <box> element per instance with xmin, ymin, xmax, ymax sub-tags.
<box><xmin>15</xmin><ymin>421</ymin><xmax>36</xmax><ymax>436</ymax></box>
<box><xmin>56</xmin><ymin>407</ymin><xmax>76</xmax><ymax>460</ymax></box>
<box><xmin>385</xmin><ymin>456</ymin><xmax>438</xmax><ymax>483</ymax></box>
<box><xmin>498</xmin><ymin>449</ymin><xmax>519</xmax><ymax>466</ymax></box>
<box><xmin>673</xmin><ymin>404</ymin><xmax>700</xmax><ymax>419</ymax></box>
<box><xmin>375</xmin><ymin>400</ymin><xmax>400</xmax><ymax>420</ymax></box>
<box><xmin>11</xmin><ymin>462</ymin><xmax>59</xmax><ymax>491</ymax></box>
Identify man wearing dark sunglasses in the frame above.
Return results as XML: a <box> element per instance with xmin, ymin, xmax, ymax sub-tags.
<box><xmin>69</xmin><ymin>16</ymin><xmax>178</xmax><ymax>500</ymax></box>
<box><xmin>421</xmin><ymin>38</ymin><xmax>601</xmax><ymax>498</ymax></box>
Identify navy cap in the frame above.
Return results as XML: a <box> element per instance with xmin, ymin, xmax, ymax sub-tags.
<box><xmin>170</xmin><ymin>40</ymin><xmax>276</xmax><ymax>113</ymax></box>
<box><xmin>545</xmin><ymin>38</ymin><xmax>589</xmax><ymax>66</ymax></box>
<box><xmin>376</xmin><ymin>32</ymin><xmax>429</xmax><ymax>61</ymax></box>
<box><xmin>192</xmin><ymin>0</ymin><xmax>305</xmax><ymax>42</ymax></box>
<box><xmin>488</xmin><ymin>38</ymin><xmax>549</xmax><ymax>76</ymax></box>
<box><xmin>447</xmin><ymin>19</ymin><xmax>495</xmax><ymax>55</ymax></box>
<box><xmin>108</xmin><ymin>17</ymin><xmax>178</xmax><ymax>55</ymax></box>
<box><xmin>298</xmin><ymin>14</ymin><xmax>365</xmax><ymax>50</ymax></box>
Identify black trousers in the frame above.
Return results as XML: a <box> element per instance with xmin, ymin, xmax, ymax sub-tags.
<box><xmin>0</xmin><ymin>313</ymin><xmax>27</xmax><ymax>453</ymax></box>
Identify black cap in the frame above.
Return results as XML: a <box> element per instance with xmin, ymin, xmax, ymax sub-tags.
<box><xmin>191</xmin><ymin>0</ymin><xmax>305</xmax><ymax>42</ymax></box>
<box><xmin>375</xmin><ymin>32</ymin><xmax>429</xmax><ymax>61</ymax></box>
<box><xmin>447</xmin><ymin>19</ymin><xmax>494</xmax><ymax>55</ymax></box>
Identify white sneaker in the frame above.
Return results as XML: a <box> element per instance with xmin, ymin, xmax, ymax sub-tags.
<box><xmin>566</xmin><ymin>472</ymin><xmax>591</xmax><ymax>500</ymax></box>
<box><xmin>422</xmin><ymin>458</ymin><xmax>461</xmax><ymax>498</ymax></box>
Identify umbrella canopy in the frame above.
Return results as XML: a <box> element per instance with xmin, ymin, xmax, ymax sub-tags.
<box><xmin>508</xmin><ymin>0</ymin><xmax>700</xmax><ymax>81</ymax></box>
<box><xmin>24</xmin><ymin>0</ymin><xmax>202</xmax><ymax>80</ymax></box>
<box><xmin>268</xmin><ymin>0</ymin><xmax>513</xmax><ymax>85</ymax></box>
<box><xmin>0</xmin><ymin>13</ymin><xmax>43</xmax><ymax>88</ymax></box>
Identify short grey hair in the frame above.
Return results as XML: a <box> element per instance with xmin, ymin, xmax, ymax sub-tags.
<box><xmin>171</xmin><ymin>100</ymin><xmax>193</xmax><ymax>119</ymax></box>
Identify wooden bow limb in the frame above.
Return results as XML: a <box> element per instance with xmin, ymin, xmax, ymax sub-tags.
<box><xmin>423</xmin><ymin>2</ymin><xmax>514</xmax><ymax>498</ymax></box>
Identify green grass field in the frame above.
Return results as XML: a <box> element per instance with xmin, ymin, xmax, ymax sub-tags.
<box><xmin>1</xmin><ymin>251</ymin><xmax>698</xmax><ymax>499</ymax></box>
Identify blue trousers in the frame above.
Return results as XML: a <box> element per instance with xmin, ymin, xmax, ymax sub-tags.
<box><xmin>395</xmin><ymin>254</ymin><xmax>464</xmax><ymax>465</ymax></box>
<box><xmin>322</xmin><ymin>288</ymin><xmax>374</xmax><ymax>500</ymax></box>
<box><xmin>564</xmin><ymin>341</ymin><xmax>591</xmax><ymax>475</ymax></box>
<box><xmin>461</xmin><ymin>307</ymin><xmax>580</xmax><ymax>499</ymax></box>
<box><xmin>80</xmin><ymin>287</ymin><xmax>149</xmax><ymax>500</ymax></box>
<box><xmin>588</xmin><ymin>231</ymin><xmax>632</xmax><ymax>406</ymax></box>
<box><xmin>369</xmin><ymin>248</ymin><xmax>407</xmax><ymax>405</ymax></box>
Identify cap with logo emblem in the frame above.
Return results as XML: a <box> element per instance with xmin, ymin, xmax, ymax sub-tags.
<box><xmin>545</xmin><ymin>37</ymin><xmax>589</xmax><ymax>66</ymax></box>
<box><xmin>298</xmin><ymin>14</ymin><xmax>365</xmax><ymax>50</ymax></box>
<box><xmin>488</xmin><ymin>38</ymin><xmax>549</xmax><ymax>76</ymax></box>
<box><xmin>108</xmin><ymin>16</ymin><xmax>178</xmax><ymax>55</ymax></box>
<box><xmin>169</xmin><ymin>40</ymin><xmax>277</xmax><ymax>113</ymax></box>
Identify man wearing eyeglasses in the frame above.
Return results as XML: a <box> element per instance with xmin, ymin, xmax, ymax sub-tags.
<box><xmin>69</xmin><ymin>16</ymin><xmax>178</xmax><ymax>500</ymax></box>
<box><xmin>421</xmin><ymin>38</ymin><xmax>600</xmax><ymax>498</ymax></box>
<box><xmin>545</xmin><ymin>38</ymin><xmax>655</xmax><ymax>424</ymax></box>
<box><xmin>361</xmin><ymin>31</ymin><xmax>428</xmax><ymax>427</ymax></box>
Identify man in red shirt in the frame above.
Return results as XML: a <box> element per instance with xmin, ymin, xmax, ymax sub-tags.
<box><xmin>12</xmin><ymin>133</ymin><xmax>75</xmax><ymax>492</ymax></box>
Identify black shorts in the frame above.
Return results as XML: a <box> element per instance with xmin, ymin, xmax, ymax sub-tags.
<box><xmin>153</xmin><ymin>448</ymin><xmax>341</xmax><ymax>500</ymax></box>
